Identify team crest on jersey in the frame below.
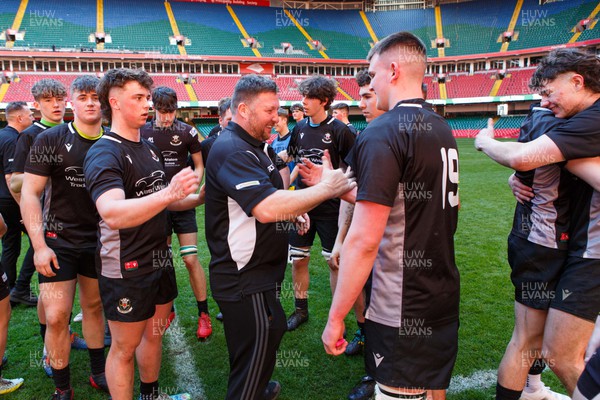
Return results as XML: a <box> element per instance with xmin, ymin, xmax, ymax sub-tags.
<box><xmin>170</xmin><ymin>135</ymin><xmax>182</xmax><ymax>146</ymax></box>
<box><xmin>322</xmin><ymin>133</ymin><xmax>332</xmax><ymax>144</ymax></box>
<box><xmin>149</xmin><ymin>149</ymin><xmax>160</xmax><ymax>162</ymax></box>
<box><xmin>117</xmin><ymin>298</ymin><xmax>133</xmax><ymax>314</ymax></box>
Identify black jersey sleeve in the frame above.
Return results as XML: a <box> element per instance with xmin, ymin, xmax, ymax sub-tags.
<box><xmin>84</xmin><ymin>145</ymin><xmax>125</xmax><ymax>203</ymax></box>
<box><xmin>546</xmin><ymin>107</ymin><xmax>600</xmax><ymax>159</ymax></box>
<box><xmin>1</xmin><ymin>136</ymin><xmax>15</xmax><ymax>175</ymax></box>
<box><xmin>267</xmin><ymin>146</ymin><xmax>287</xmax><ymax>171</ymax></box>
<box><xmin>216</xmin><ymin>151</ymin><xmax>278</xmax><ymax>217</ymax></box>
<box><xmin>287</xmin><ymin>124</ymin><xmax>300</xmax><ymax>160</ymax></box>
<box><xmin>353</xmin><ymin>123</ymin><xmax>405</xmax><ymax>207</ymax></box>
<box><xmin>334</xmin><ymin>123</ymin><xmax>356</xmax><ymax>164</ymax></box>
<box><xmin>187</xmin><ymin>127</ymin><xmax>202</xmax><ymax>155</ymax></box>
<box><xmin>24</xmin><ymin>131</ymin><xmax>54</xmax><ymax>176</ymax></box>
<box><xmin>12</xmin><ymin>133</ymin><xmax>33</xmax><ymax>174</ymax></box>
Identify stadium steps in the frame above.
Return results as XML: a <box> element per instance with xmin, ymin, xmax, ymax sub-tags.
<box><xmin>226</xmin><ymin>4</ymin><xmax>261</xmax><ymax>58</ymax></box>
<box><xmin>434</xmin><ymin>5</ymin><xmax>445</xmax><ymax>57</ymax></box>
<box><xmin>489</xmin><ymin>78</ymin><xmax>503</xmax><ymax>97</ymax></box>
<box><xmin>185</xmin><ymin>84</ymin><xmax>198</xmax><ymax>102</ymax></box>
<box><xmin>96</xmin><ymin>0</ymin><xmax>104</xmax><ymax>50</ymax></box>
<box><xmin>283</xmin><ymin>9</ymin><xmax>329</xmax><ymax>59</ymax></box>
<box><xmin>359</xmin><ymin>10</ymin><xmax>378</xmax><ymax>44</ymax></box>
<box><xmin>0</xmin><ymin>84</ymin><xmax>10</xmax><ymax>102</ymax></box>
<box><xmin>500</xmin><ymin>0</ymin><xmax>524</xmax><ymax>52</ymax></box>
<box><xmin>164</xmin><ymin>1</ymin><xmax>186</xmax><ymax>56</ymax></box>
<box><xmin>334</xmin><ymin>79</ymin><xmax>355</xmax><ymax>101</ymax></box>
<box><xmin>496</xmin><ymin>68</ymin><xmax>535</xmax><ymax>96</ymax></box>
<box><xmin>6</xmin><ymin>0</ymin><xmax>28</xmax><ymax>48</ymax></box>
<box><xmin>439</xmin><ymin>82</ymin><xmax>447</xmax><ymax>100</ymax></box>
<box><xmin>569</xmin><ymin>1</ymin><xmax>600</xmax><ymax>43</ymax></box>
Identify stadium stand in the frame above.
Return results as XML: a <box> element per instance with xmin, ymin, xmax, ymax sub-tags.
<box><xmin>366</xmin><ymin>8</ymin><xmax>437</xmax><ymax>58</ymax></box>
<box><xmin>191</xmin><ymin>75</ymin><xmax>239</xmax><ymax>101</ymax></box>
<box><xmin>445</xmin><ymin>72</ymin><xmax>496</xmax><ymax>99</ymax></box>
<box><xmin>496</xmin><ymin>68</ymin><xmax>536</xmax><ymax>97</ymax></box>
<box><xmin>231</xmin><ymin>6</ymin><xmax>317</xmax><ymax>58</ymax></box>
<box><xmin>289</xmin><ymin>9</ymin><xmax>372</xmax><ymax>59</ymax></box>
<box><xmin>448</xmin><ymin>115</ymin><xmax>525</xmax><ymax>138</ymax></box>
<box><xmin>494</xmin><ymin>114</ymin><xmax>527</xmax><ymax>137</ymax></box>
<box><xmin>2</xmin><ymin>73</ymin><xmax>76</xmax><ymax>102</ymax></box>
<box><xmin>103</xmin><ymin>0</ymin><xmax>172</xmax><ymax>52</ymax></box>
<box><xmin>334</xmin><ymin>77</ymin><xmax>360</xmax><ymax>101</ymax></box>
<box><xmin>510</xmin><ymin>0</ymin><xmax>599</xmax><ymax>50</ymax></box>
<box><xmin>423</xmin><ymin>76</ymin><xmax>440</xmax><ymax>100</ymax></box>
<box><xmin>441</xmin><ymin>0</ymin><xmax>515</xmax><ymax>56</ymax></box>
<box><xmin>0</xmin><ymin>0</ymin><xmax>19</xmax><ymax>34</ymax></box>
<box><xmin>151</xmin><ymin>75</ymin><xmax>191</xmax><ymax>102</ymax></box>
<box><xmin>17</xmin><ymin>0</ymin><xmax>95</xmax><ymax>49</ymax></box>
<box><xmin>170</xmin><ymin>3</ymin><xmax>255</xmax><ymax>57</ymax></box>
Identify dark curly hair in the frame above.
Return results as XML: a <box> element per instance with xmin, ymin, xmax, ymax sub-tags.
<box><xmin>97</xmin><ymin>68</ymin><xmax>153</xmax><ymax>123</ymax></box>
<box><xmin>529</xmin><ymin>48</ymin><xmax>600</xmax><ymax>93</ymax></box>
<box><xmin>355</xmin><ymin>69</ymin><xmax>371</xmax><ymax>87</ymax></box>
<box><xmin>298</xmin><ymin>75</ymin><xmax>338</xmax><ymax>111</ymax></box>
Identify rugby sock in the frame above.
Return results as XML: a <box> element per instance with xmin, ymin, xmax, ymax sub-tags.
<box><xmin>52</xmin><ymin>364</ymin><xmax>71</xmax><ymax>391</ymax></box>
<box><xmin>495</xmin><ymin>383</ymin><xmax>522</xmax><ymax>400</ymax></box>
<box><xmin>88</xmin><ymin>347</ymin><xmax>105</xmax><ymax>375</ymax></box>
<box><xmin>374</xmin><ymin>385</ymin><xmax>426</xmax><ymax>399</ymax></box>
<box><xmin>197</xmin><ymin>300</ymin><xmax>208</xmax><ymax>316</ymax></box>
<box><xmin>294</xmin><ymin>297</ymin><xmax>308</xmax><ymax>311</ymax></box>
<box><xmin>40</xmin><ymin>323</ymin><xmax>47</xmax><ymax>343</ymax></box>
<box><xmin>524</xmin><ymin>359</ymin><xmax>545</xmax><ymax>392</ymax></box>
<box><xmin>140</xmin><ymin>380</ymin><xmax>159</xmax><ymax>400</ymax></box>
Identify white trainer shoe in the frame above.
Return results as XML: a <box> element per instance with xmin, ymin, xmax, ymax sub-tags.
<box><xmin>520</xmin><ymin>385</ymin><xmax>571</xmax><ymax>400</ymax></box>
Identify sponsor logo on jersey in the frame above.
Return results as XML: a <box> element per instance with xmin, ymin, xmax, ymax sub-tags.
<box><xmin>562</xmin><ymin>289</ymin><xmax>572</xmax><ymax>300</ymax></box>
<box><xmin>322</xmin><ymin>132</ymin><xmax>332</xmax><ymax>144</ymax></box>
<box><xmin>134</xmin><ymin>170</ymin><xmax>166</xmax><ymax>196</ymax></box>
<box><xmin>124</xmin><ymin>260</ymin><xmax>139</xmax><ymax>271</ymax></box>
<box><xmin>300</xmin><ymin>132</ymin><xmax>304</xmax><ymax>140</ymax></box>
<box><xmin>373</xmin><ymin>352</ymin><xmax>384</xmax><ymax>368</ymax></box>
<box><xmin>147</xmin><ymin>137</ymin><xmax>154</xmax><ymax>143</ymax></box>
<box><xmin>1</xmin><ymin>273</ymin><xmax>7</xmax><ymax>283</ymax></box>
<box><xmin>117</xmin><ymin>298</ymin><xmax>133</xmax><ymax>314</ymax></box>
<box><xmin>46</xmin><ymin>231</ymin><xmax>58</xmax><ymax>239</ymax></box>
<box><xmin>170</xmin><ymin>135</ymin><xmax>182</xmax><ymax>146</ymax></box>
<box><xmin>189</xmin><ymin>128</ymin><xmax>198</xmax><ymax>138</ymax></box>
<box><xmin>64</xmin><ymin>166</ymin><xmax>86</xmax><ymax>187</ymax></box>
<box><xmin>149</xmin><ymin>149</ymin><xmax>160</xmax><ymax>162</ymax></box>
<box><xmin>65</xmin><ymin>143</ymin><xmax>73</xmax><ymax>152</ymax></box>
<box><xmin>126</xmin><ymin>154</ymin><xmax>133</xmax><ymax>164</ymax></box>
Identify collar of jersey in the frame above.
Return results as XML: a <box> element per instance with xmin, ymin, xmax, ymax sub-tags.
<box><xmin>228</xmin><ymin>121</ymin><xmax>263</xmax><ymax>147</ymax></box>
<box><xmin>69</xmin><ymin>122</ymin><xmax>103</xmax><ymax>140</ymax></box>
<box><xmin>308</xmin><ymin>116</ymin><xmax>334</xmax><ymax>127</ymax></box>
<box><xmin>395</xmin><ymin>98</ymin><xmax>427</xmax><ymax>109</ymax></box>
<box><xmin>40</xmin><ymin>118</ymin><xmax>61</xmax><ymax>127</ymax></box>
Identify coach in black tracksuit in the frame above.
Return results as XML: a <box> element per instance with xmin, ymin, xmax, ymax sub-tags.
<box><xmin>205</xmin><ymin>75</ymin><xmax>354</xmax><ymax>400</ymax></box>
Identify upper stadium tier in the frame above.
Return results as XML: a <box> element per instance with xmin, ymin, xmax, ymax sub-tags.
<box><xmin>0</xmin><ymin>0</ymin><xmax>598</xmax><ymax>59</ymax></box>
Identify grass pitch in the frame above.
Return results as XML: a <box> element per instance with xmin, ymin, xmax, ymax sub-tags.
<box><xmin>2</xmin><ymin>139</ymin><xmax>569</xmax><ymax>399</ymax></box>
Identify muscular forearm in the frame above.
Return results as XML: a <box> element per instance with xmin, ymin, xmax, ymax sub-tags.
<box><xmin>253</xmin><ymin>183</ymin><xmax>338</xmax><ymax>223</ymax></box>
<box><xmin>335</xmin><ymin>201</ymin><xmax>354</xmax><ymax>245</ymax></box>
<box><xmin>167</xmin><ymin>192</ymin><xmax>204</xmax><ymax>211</ymax></box>
<box><xmin>98</xmin><ymin>188</ymin><xmax>181</xmax><ymax>230</ymax></box>
<box><xmin>328</xmin><ymin>233</ymin><xmax>378</xmax><ymax>322</ymax></box>
<box><xmin>20</xmin><ymin>192</ymin><xmax>47</xmax><ymax>251</ymax></box>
